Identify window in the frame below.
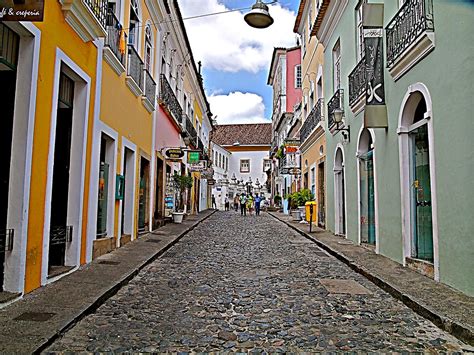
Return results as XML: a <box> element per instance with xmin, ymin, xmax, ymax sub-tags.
<box><xmin>332</xmin><ymin>39</ymin><xmax>341</xmax><ymax>92</ymax></box>
<box><xmin>356</xmin><ymin>0</ymin><xmax>367</xmax><ymax>60</ymax></box>
<box><xmin>144</xmin><ymin>24</ymin><xmax>152</xmax><ymax>72</ymax></box>
<box><xmin>128</xmin><ymin>0</ymin><xmax>140</xmax><ymax>48</ymax></box>
<box><xmin>240</xmin><ymin>159</ymin><xmax>250</xmax><ymax>173</ymax></box>
<box><xmin>264</xmin><ymin>159</ymin><xmax>272</xmax><ymax>172</ymax></box>
<box><xmin>308</xmin><ymin>2</ymin><xmax>313</xmax><ymax>32</ymax></box>
<box><xmin>309</xmin><ymin>80</ymin><xmax>315</xmax><ymax>108</ymax></box>
<box><xmin>302</xmin><ymin>29</ymin><xmax>306</xmax><ymax>56</ymax></box>
<box><xmin>295</xmin><ymin>65</ymin><xmax>302</xmax><ymax>88</ymax></box>
<box><xmin>311</xmin><ymin>167</ymin><xmax>316</xmax><ymax>196</ymax></box>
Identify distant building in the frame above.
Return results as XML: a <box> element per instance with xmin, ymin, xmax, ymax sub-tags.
<box><xmin>211</xmin><ymin>124</ymin><xmax>272</xmax><ymax>201</ymax></box>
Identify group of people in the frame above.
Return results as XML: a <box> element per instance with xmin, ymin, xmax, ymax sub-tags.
<box><xmin>233</xmin><ymin>192</ymin><xmax>262</xmax><ymax>216</ymax></box>
<box><xmin>211</xmin><ymin>193</ymin><xmax>264</xmax><ymax>216</ymax></box>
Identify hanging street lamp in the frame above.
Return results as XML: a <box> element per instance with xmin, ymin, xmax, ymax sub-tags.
<box><xmin>244</xmin><ymin>0</ymin><xmax>275</xmax><ymax>29</ymax></box>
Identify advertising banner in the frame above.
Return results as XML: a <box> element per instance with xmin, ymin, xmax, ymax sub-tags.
<box><xmin>0</xmin><ymin>0</ymin><xmax>44</xmax><ymax>21</ymax></box>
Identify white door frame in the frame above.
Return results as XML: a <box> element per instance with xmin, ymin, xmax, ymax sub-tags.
<box><xmin>397</xmin><ymin>82</ymin><xmax>439</xmax><ymax>280</ymax></box>
<box><xmin>118</xmin><ymin>138</ymin><xmax>137</xmax><ymax>243</ymax></box>
<box><xmin>41</xmin><ymin>48</ymin><xmax>91</xmax><ymax>285</ymax></box>
<box><xmin>333</xmin><ymin>144</ymin><xmax>347</xmax><ymax>236</ymax></box>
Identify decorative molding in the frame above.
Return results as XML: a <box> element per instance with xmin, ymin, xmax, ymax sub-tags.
<box><xmin>142</xmin><ymin>96</ymin><xmax>155</xmax><ymax>113</ymax></box>
<box><xmin>103</xmin><ymin>47</ymin><xmax>126</xmax><ymax>76</ymax></box>
<box><xmin>389</xmin><ymin>32</ymin><xmax>435</xmax><ymax>81</ymax></box>
<box><xmin>317</xmin><ymin>0</ymin><xmax>349</xmax><ymax>48</ymax></box>
<box><xmin>59</xmin><ymin>0</ymin><xmax>107</xmax><ymax>42</ymax></box>
<box><xmin>126</xmin><ymin>76</ymin><xmax>143</xmax><ymax>97</ymax></box>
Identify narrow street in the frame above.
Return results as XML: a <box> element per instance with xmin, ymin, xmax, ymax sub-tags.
<box><xmin>45</xmin><ymin>212</ymin><xmax>469</xmax><ymax>353</ymax></box>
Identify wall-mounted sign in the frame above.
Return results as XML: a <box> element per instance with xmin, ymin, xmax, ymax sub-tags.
<box><xmin>0</xmin><ymin>0</ymin><xmax>45</xmax><ymax>22</ymax></box>
<box><xmin>189</xmin><ymin>161</ymin><xmax>207</xmax><ymax>172</ymax></box>
<box><xmin>188</xmin><ymin>151</ymin><xmax>200</xmax><ymax>164</ymax></box>
<box><xmin>115</xmin><ymin>174</ymin><xmax>125</xmax><ymax>200</ymax></box>
<box><xmin>207</xmin><ymin>179</ymin><xmax>216</xmax><ymax>186</ymax></box>
<box><xmin>201</xmin><ymin>167</ymin><xmax>214</xmax><ymax>179</ymax></box>
<box><xmin>165</xmin><ymin>148</ymin><xmax>184</xmax><ymax>160</ymax></box>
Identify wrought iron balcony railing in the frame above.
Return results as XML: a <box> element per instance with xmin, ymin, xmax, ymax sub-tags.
<box><xmin>327</xmin><ymin>89</ymin><xmax>344</xmax><ymax>129</ymax></box>
<box><xmin>105</xmin><ymin>10</ymin><xmax>127</xmax><ymax>67</ymax></box>
<box><xmin>185</xmin><ymin>115</ymin><xmax>198</xmax><ymax>144</ymax></box>
<box><xmin>386</xmin><ymin>0</ymin><xmax>434</xmax><ymax>68</ymax></box>
<box><xmin>127</xmin><ymin>44</ymin><xmax>144</xmax><ymax>91</ymax></box>
<box><xmin>159</xmin><ymin>74</ymin><xmax>182</xmax><ymax>124</ymax></box>
<box><xmin>84</xmin><ymin>0</ymin><xmax>108</xmax><ymax>29</ymax></box>
<box><xmin>348</xmin><ymin>57</ymin><xmax>366</xmax><ymax>106</ymax></box>
<box><xmin>300</xmin><ymin>98</ymin><xmax>323</xmax><ymax>144</ymax></box>
<box><xmin>197</xmin><ymin>137</ymin><xmax>205</xmax><ymax>152</ymax></box>
<box><xmin>143</xmin><ymin>69</ymin><xmax>156</xmax><ymax>106</ymax></box>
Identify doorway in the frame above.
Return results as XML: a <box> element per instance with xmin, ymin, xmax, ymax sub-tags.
<box><xmin>48</xmin><ymin>72</ymin><xmax>74</xmax><ymax>275</ymax></box>
<box><xmin>154</xmin><ymin>157</ymin><xmax>164</xmax><ymax>223</ymax></box>
<box><xmin>121</xmin><ymin>147</ymin><xmax>135</xmax><ymax>240</ymax></box>
<box><xmin>317</xmin><ymin>161</ymin><xmax>325</xmax><ymax>228</ymax></box>
<box><xmin>0</xmin><ymin>24</ymin><xmax>20</xmax><ymax>290</ymax></box>
<box><xmin>96</xmin><ymin>134</ymin><xmax>114</xmax><ymax>238</ymax></box>
<box><xmin>358</xmin><ymin>129</ymin><xmax>376</xmax><ymax>245</ymax></box>
<box><xmin>138</xmin><ymin>157</ymin><xmax>150</xmax><ymax>234</ymax></box>
<box><xmin>334</xmin><ymin>147</ymin><xmax>346</xmax><ymax>236</ymax></box>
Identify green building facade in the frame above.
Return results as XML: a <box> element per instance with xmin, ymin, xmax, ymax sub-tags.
<box><xmin>314</xmin><ymin>0</ymin><xmax>474</xmax><ymax>296</ymax></box>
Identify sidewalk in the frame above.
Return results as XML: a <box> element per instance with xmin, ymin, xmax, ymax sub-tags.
<box><xmin>0</xmin><ymin>209</ymin><xmax>216</xmax><ymax>354</ymax></box>
<box><xmin>269</xmin><ymin>211</ymin><xmax>474</xmax><ymax>346</ymax></box>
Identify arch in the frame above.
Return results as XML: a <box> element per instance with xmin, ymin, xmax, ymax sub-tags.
<box><xmin>397</xmin><ymin>82</ymin><xmax>439</xmax><ymax>280</ymax></box>
<box><xmin>333</xmin><ymin>144</ymin><xmax>347</xmax><ymax>236</ymax></box>
<box><xmin>356</xmin><ymin>127</ymin><xmax>380</xmax><ymax>251</ymax></box>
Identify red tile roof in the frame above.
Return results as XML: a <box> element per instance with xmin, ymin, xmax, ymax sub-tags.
<box><xmin>212</xmin><ymin>123</ymin><xmax>272</xmax><ymax>146</ymax></box>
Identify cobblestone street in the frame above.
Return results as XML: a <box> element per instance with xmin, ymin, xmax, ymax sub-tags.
<box><xmin>46</xmin><ymin>212</ymin><xmax>470</xmax><ymax>353</ymax></box>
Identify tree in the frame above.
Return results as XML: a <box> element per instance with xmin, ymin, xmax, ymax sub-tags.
<box><xmin>172</xmin><ymin>173</ymin><xmax>193</xmax><ymax>212</ymax></box>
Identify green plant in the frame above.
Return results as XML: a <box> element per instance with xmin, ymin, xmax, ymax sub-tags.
<box><xmin>273</xmin><ymin>194</ymin><xmax>282</xmax><ymax>205</ymax></box>
<box><xmin>172</xmin><ymin>173</ymin><xmax>193</xmax><ymax>211</ymax></box>
<box><xmin>292</xmin><ymin>189</ymin><xmax>314</xmax><ymax>207</ymax></box>
<box><xmin>276</xmin><ymin>145</ymin><xmax>285</xmax><ymax>159</ymax></box>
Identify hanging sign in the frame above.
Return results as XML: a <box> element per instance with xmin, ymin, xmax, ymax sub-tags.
<box><xmin>189</xmin><ymin>161</ymin><xmax>207</xmax><ymax>172</ymax></box>
<box><xmin>201</xmin><ymin>167</ymin><xmax>214</xmax><ymax>180</ymax></box>
<box><xmin>188</xmin><ymin>151</ymin><xmax>200</xmax><ymax>164</ymax></box>
<box><xmin>363</xmin><ymin>4</ymin><xmax>388</xmax><ymax>128</ymax></box>
<box><xmin>0</xmin><ymin>0</ymin><xmax>45</xmax><ymax>22</ymax></box>
<box><xmin>165</xmin><ymin>148</ymin><xmax>184</xmax><ymax>160</ymax></box>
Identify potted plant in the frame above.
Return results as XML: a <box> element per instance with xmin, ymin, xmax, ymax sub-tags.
<box><xmin>294</xmin><ymin>189</ymin><xmax>314</xmax><ymax>221</ymax></box>
<box><xmin>171</xmin><ymin>173</ymin><xmax>193</xmax><ymax>223</ymax></box>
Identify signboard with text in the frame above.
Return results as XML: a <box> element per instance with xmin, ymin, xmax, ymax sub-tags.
<box><xmin>0</xmin><ymin>0</ymin><xmax>45</xmax><ymax>22</ymax></box>
<box><xmin>165</xmin><ymin>148</ymin><xmax>184</xmax><ymax>161</ymax></box>
<box><xmin>189</xmin><ymin>161</ymin><xmax>207</xmax><ymax>172</ymax></box>
<box><xmin>188</xmin><ymin>151</ymin><xmax>200</xmax><ymax>164</ymax></box>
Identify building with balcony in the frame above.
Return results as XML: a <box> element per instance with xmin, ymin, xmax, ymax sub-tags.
<box><xmin>209</xmin><ymin>142</ymin><xmax>232</xmax><ymax>210</ymax></box>
<box><xmin>313</xmin><ymin>0</ymin><xmax>473</xmax><ymax>296</ymax></box>
<box><xmin>0</xmin><ymin>1</ymin><xmax>106</xmax><ymax>299</ymax></box>
<box><xmin>294</xmin><ymin>0</ymin><xmax>326</xmax><ymax>226</ymax></box>
<box><xmin>267</xmin><ymin>46</ymin><xmax>302</xmax><ymax>212</ymax></box>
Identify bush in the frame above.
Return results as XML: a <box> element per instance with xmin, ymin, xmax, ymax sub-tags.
<box><xmin>287</xmin><ymin>189</ymin><xmax>314</xmax><ymax>208</ymax></box>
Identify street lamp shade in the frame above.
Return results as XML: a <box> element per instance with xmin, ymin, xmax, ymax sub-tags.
<box><xmin>244</xmin><ymin>0</ymin><xmax>274</xmax><ymax>29</ymax></box>
<box><xmin>334</xmin><ymin>108</ymin><xmax>344</xmax><ymax>124</ymax></box>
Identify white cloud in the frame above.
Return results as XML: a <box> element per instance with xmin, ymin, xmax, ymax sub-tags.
<box><xmin>178</xmin><ymin>0</ymin><xmax>297</xmax><ymax>73</ymax></box>
<box><xmin>208</xmin><ymin>92</ymin><xmax>270</xmax><ymax>125</ymax></box>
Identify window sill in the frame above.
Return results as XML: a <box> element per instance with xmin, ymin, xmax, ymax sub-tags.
<box><xmin>103</xmin><ymin>47</ymin><xmax>126</xmax><ymax>76</ymax></box>
<box><xmin>388</xmin><ymin>31</ymin><xmax>435</xmax><ymax>82</ymax></box>
<box><xmin>125</xmin><ymin>76</ymin><xmax>143</xmax><ymax>97</ymax></box>
<box><xmin>142</xmin><ymin>96</ymin><xmax>155</xmax><ymax>113</ymax></box>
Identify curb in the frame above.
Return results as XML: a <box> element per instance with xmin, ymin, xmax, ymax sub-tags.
<box><xmin>34</xmin><ymin>210</ymin><xmax>217</xmax><ymax>354</ymax></box>
<box><xmin>268</xmin><ymin>212</ymin><xmax>473</xmax><ymax>346</ymax></box>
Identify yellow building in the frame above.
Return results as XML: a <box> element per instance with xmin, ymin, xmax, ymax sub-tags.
<box><xmin>294</xmin><ymin>0</ymin><xmax>327</xmax><ymax>228</ymax></box>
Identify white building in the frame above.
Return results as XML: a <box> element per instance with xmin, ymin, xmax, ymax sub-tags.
<box><xmin>211</xmin><ymin>124</ymin><xmax>272</xmax><ymax>204</ymax></box>
<box><xmin>210</xmin><ymin>142</ymin><xmax>231</xmax><ymax>210</ymax></box>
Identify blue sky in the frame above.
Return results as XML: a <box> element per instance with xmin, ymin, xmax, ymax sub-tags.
<box><xmin>179</xmin><ymin>0</ymin><xmax>300</xmax><ymax>124</ymax></box>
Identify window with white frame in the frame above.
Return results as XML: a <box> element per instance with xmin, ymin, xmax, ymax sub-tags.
<box><xmin>264</xmin><ymin>159</ymin><xmax>272</xmax><ymax>172</ymax></box>
<box><xmin>295</xmin><ymin>65</ymin><xmax>302</xmax><ymax>88</ymax></box>
<box><xmin>311</xmin><ymin>166</ymin><xmax>316</xmax><ymax>196</ymax></box>
<box><xmin>240</xmin><ymin>159</ymin><xmax>250</xmax><ymax>173</ymax></box>
<box><xmin>356</xmin><ymin>0</ymin><xmax>367</xmax><ymax>60</ymax></box>
<box><xmin>144</xmin><ymin>24</ymin><xmax>153</xmax><ymax>72</ymax></box>
<box><xmin>332</xmin><ymin>39</ymin><xmax>341</xmax><ymax>93</ymax></box>
<box><xmin>309</xmin><ymin>80</ymin><xmax>315</xmax><ymax>108</ymax></box>
<box><xmin>302</xmin><ymin>28</ymin><xmax>306</xmax><ymax>56</ymax></box>
<box><xmin>128</xmin><ymin>0</ymin><xmax>140</xmax><ymax>48</ymax></box>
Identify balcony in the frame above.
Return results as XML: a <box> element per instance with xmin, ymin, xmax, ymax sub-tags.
<box><xmin>59</xmin><ymin>0</ymin><xmax>108</xmax><ymax>42</ymax></box>
<box><xmin>197</xmin><ymin>137</ymin><xmax>205</xmax><ymax>152</ymax></box>
<box><xmin>327</xmin><ymin>89</ymin><xmax>344</xmax><ymax>131</ymax></box>
<box><xmin>125</xmin><ymin>44</ymin><xmax>144</xmax><ymax>97</ymax></box>
<box><xmin>159</xmin><ymin>74</ymin><xmax>182</xmax><ymax>125</ymax></box>
<box><xmin>386</xmin><ymin>0</ymin><xmax>435</xmax><ymax>80</ymax></box>
<box><xmin>348</xmin><ymin>57</ymin><xmax>366</xmax><ymax>112</ymax></box>
<box><xmin>142</xmin><ymin>69</ymin><xmax>156</xmax><ymax>112</ymax></box>
<box><xmin>104</xmin><ymin>10</ymin><xmax>127</xmax><ymax>75</ymax></box>
<box><xmin>183</xmin><ymin>115</ymin><xmax>198</xmax><ymax>145</ymax></box>
<box><xmin>300</xmin><ymin>98</ymin><xmax>323</xmax><ymax>144</ymax></box>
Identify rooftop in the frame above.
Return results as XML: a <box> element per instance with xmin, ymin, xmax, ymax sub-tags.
<box><xmin>212</xmin><ymin>123</ymin><xmax>272</xmax><ymax>146</ymax></box>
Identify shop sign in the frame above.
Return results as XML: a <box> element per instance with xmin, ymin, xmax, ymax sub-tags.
<box><xmin>201</xmin><ymin>167</ymin><xmax>214</xmax><ymax>179</ymax></box>
<box><xmin>189</xmin><ymin>161</ymin><xmax>206</xmax><ymax>172</ymax></box>
<box><xmin>188</xmin><ymin>151</ymin><xmax>200</xmax><ymax>164</ymax></box>
<box><xmin>0</xmin><ymin>0</ymin><xmax>45</xmax><ymax>22</ymax></box>
<box><xmin>207</xmin><ymin>179</ymin><xmax>216</xmax><ymax>185</ymax></box>
<box><xmin>165</xmin><ymin>148</ymin><xmax>184</xmax><ymax>160</ymax></box>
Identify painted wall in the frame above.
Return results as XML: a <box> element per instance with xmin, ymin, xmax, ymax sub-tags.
<box><xmin>24</xmin><ymin>1</ymin><xmax>99</xmax><ymax>293</ymax></box>
<box><xmin>323</xmin><ymin>1</ymin><xmax>474</xmax><ymax>295</ymax></box>
<box><xmin>286</xmin><ymin>47</ymin><xmax>302</xmax><ymax>111</ymax></box>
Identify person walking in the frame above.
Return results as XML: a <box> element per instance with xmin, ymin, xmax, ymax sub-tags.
<box><xmin>233</xmin><ymin>194</ymin><xmax>240</xmax><ymax>211</ymax></box>
<box><xmin>254</xmin><ymin>193</ymin><xmax>262</xmax><ymax>216</ymax></box>
<box><xmin>239</xmin><ymin>193</ymin><xmax>247</xmax><ymax>216</ymax></box>
<box><xmin>224</xmin><ymin>195</ymin><xmax>229</xmax><ymax>211</ymax></box>
<box><xmin>212</xmin><ymin>194</ymin><xmax>217</xmax><ymax>209</ymax></box>
<box><xmin>247</xmin><ymin>193</ymin><xmax>254</xmax><ymax>216</ymax></box>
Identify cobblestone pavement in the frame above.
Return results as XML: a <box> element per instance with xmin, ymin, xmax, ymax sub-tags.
<box><xmin>46</xmin><ymin>212</ymin><xmax>472</xmax><ymax>353</ymax></box>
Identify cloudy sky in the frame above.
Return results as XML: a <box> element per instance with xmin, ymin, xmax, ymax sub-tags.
<box><xmin>178</xmin><ymin>0</ymin><xmax>300</xmax><ymax>125</ymax></box>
